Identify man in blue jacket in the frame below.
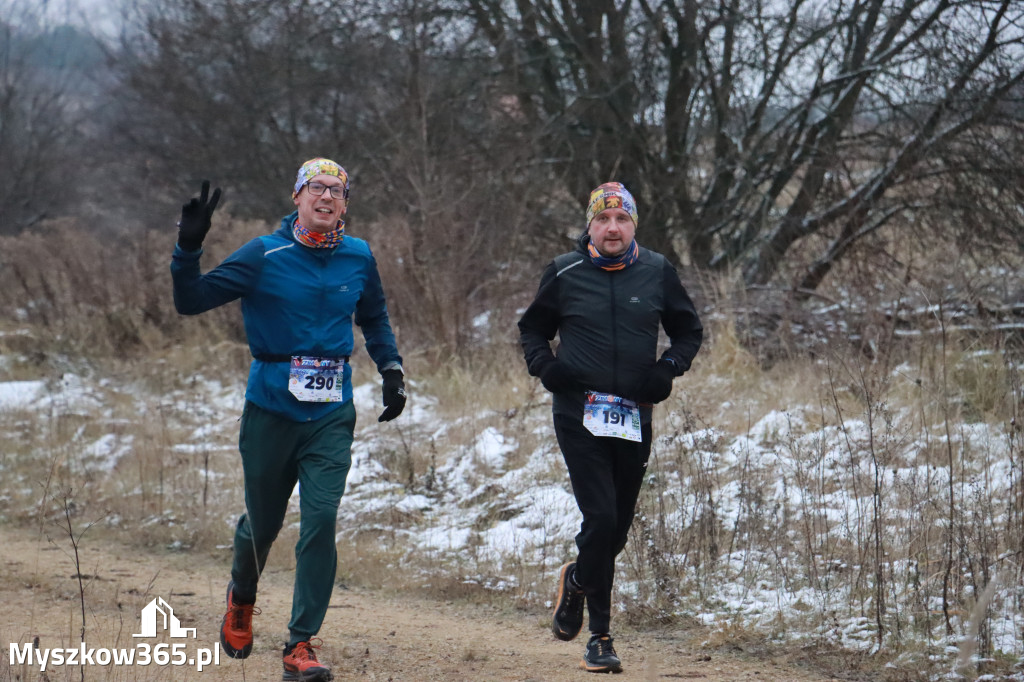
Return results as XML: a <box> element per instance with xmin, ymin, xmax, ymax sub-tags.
<box><xmin>171</xmin><ymin>157</ymin><xmax>406</xmax><ymax>682</ymax></box>
<box><xmin>518</xmin><ymin>182</ymin><xmax>702</xmax><ymax>674</ymax></box>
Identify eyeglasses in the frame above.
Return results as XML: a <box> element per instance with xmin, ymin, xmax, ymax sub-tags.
<box><xmin>306</xmin><ymin>181</ymin><xmax>347</xmax><ymax>200</ymax></box>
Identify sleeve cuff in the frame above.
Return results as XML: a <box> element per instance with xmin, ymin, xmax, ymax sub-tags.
<box><xmin>381</xmin><ymin>361</ymin><xmax>404</xmax><ymax>375</ymax></box>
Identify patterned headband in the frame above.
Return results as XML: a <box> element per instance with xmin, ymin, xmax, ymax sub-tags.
<box><xmin>293</xmin><ymin>157</ymin><xmax>350</xmax><ymax>200</ymax></box>
<box><xmin>586</xmin><ymin>182</ymin><xmax>638</xmax><ymax>228</ymax></box>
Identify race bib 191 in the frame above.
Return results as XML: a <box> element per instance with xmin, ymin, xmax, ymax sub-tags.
<box><xmin>288</xmin><ymin>356</ymin><xmax>346</xmax><ymax>402</ymax></box>
<box><xmin>582</xmin><ymin>391</ymin><xmax>642</xmax><ymax>442</ymax></box>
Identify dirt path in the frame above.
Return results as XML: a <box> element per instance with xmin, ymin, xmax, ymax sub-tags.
<box><xmin>0</xmin><ymin>523</ymin><xmax>836</xmax><ymax>681</ymax></box>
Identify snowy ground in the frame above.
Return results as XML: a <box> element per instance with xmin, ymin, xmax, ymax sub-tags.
<box><xmin>1</xmin><ymin>359</ymin><xmax>1022</xmax><ymax>679</ymax></box>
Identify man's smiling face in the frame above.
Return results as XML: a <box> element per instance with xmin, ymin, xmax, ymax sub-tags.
<box><xmin>293</xmin><ymin>174</ymin><xmax>347</xmax><ymax>233</ymax></box>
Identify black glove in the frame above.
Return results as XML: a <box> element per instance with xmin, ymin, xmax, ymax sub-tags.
<box><xmin>177</xmin><ymin>180</ymin><xmax>222</xmax><ymax>251</ymax></box>
<box><xmin>378</xmin><ymin>369</ymin><xmax>407</xmax><ymax>422</ymax></box>
<box><xmin>634</xmin><ymin>359</ymin><xmax>676</xmax><ymax>404</ymax></box>
<box><xmin>537</xmin><ymin>358</ymin><xmax>577</xmax><ymax>394</ymax></box>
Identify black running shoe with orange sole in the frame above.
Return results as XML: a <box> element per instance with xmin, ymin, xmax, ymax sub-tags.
<box><xmin>552</xmin><ymin>561</ymin><xmax>585</xmax><ymax>641</ymax></box>
<box><xmin>580</xmin><ymin>634</ymin><xmax>623</xmax><ymax>673</ymax></box>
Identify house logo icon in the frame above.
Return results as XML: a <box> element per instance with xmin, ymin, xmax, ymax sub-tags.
<box><xmin>132</xmin><ymin>597</ymin><xmax>197</xmax><ymax>639</ymax></box>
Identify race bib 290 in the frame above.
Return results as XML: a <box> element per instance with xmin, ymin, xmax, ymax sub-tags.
<box><xmin>288</xmin><ymin>356</ymin><xmax>346</xmax><ymax>403</ymax></box>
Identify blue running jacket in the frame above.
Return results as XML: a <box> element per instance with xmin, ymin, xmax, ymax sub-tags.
<box><xmin>171</xmin><ymin>211</ymin><xmax>402</xmax><ymax>422</ymax></box>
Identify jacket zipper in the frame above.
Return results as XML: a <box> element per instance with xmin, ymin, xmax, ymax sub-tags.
<box><xmin>316</xmin><ymin>251</ymin><xmax>328</xmax><ymax>355</ymax></box>
<box><xmin>609</xmin><ymin>271</ymin><xmax>618</xmax><ymax>394</ymax></box>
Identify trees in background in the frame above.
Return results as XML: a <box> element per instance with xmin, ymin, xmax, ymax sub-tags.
<box><xmin>3</xmin><ymin>0</ymin><xmax>1024</xmax><ymax>348</ymax></box>
<box><xmin>0</xmin><ymin>3</ymin><xmax>103</xmax><ymax>233</ymax></box>
<box><xmin>111</xmin><ymin>0</ymin><xmax>377</xmax><ymax>219</ymax></box>
<box><xmin>109</xmin><ymin>0</ymin><xmax>558</xmax><ymax>351</ymax></box>
<box><xmin>463</xmin><ymin>0</ymin><xmax>1024</xmax><ymax>294</ymax></box>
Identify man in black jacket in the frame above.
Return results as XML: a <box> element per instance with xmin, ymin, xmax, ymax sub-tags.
<box><xmin>518</xmin><ymin>182</ymin><xmax>703</xmax><ymax>673</ymax></box>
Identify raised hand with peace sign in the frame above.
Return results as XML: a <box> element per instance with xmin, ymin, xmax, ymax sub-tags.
<box><xmin>177</xmin><ymin>180</ymin><xmax>222</xmax><ymax>252</ymax></box>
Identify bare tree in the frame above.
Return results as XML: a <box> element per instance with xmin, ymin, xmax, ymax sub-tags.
<box><xmin>352</xmin><ymin>1</ymin><xmax>573</xmax><ymax>352</ymax></box>
<box><xmin>0</xmin><ymin>2</ymin><xmax>99</xmax><ymax>233</ymax></box>
<box><xmin>462</xmin><ymin>0</ymin><xmax>1024</xmax><ymax>294</ymax></box>
<box><xmin>110</xmin><ymin>0</ymin><xmax>388</xmax><ymax>219</ymax></box>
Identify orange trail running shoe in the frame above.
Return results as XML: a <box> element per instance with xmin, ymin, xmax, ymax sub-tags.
<box><xmin>220</xmin><ymin>581</ymin><xmax>259</xmax><ymax>659</ymax></box>
<box><xmin>282</xmin><ymin>639</ymin><xmax>333</xmax><ymax>681</ymax></box>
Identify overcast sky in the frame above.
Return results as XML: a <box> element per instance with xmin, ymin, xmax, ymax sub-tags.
<box><xmin>42</xmin><ymin>0</ymin><xmax>125</xmax><ymax>36</ymax></box>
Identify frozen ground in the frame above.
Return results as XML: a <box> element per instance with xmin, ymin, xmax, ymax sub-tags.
<box><xmin>1</xmin><ymin>360</ymin><xmax>1022</xmax><ymax>679</ymax></box>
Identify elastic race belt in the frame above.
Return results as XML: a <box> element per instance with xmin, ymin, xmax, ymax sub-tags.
<box><xmin>254</xmin><ymin>354</ymin><xmax>350</xmax><ymax>363</ymax></box>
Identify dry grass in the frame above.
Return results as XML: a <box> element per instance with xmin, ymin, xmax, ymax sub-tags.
<box><xmin>2</xmin><ymin>221</ymin><xmax>1024</xmax><ymax>680</ymax></box>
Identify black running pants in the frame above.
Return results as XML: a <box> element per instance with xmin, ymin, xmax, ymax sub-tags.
<box><xmin>553</xmin><ymin>413</ymin><xmax>652</xmax><ymax>635</ymax></box>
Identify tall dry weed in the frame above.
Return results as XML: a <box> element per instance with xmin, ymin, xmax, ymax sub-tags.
<box><xmin>0</xmin><ymin>216</ymin><xmax>276</xmax><ymax>359</ymax></box>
